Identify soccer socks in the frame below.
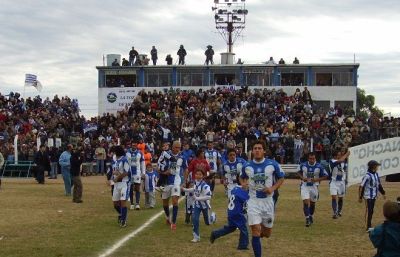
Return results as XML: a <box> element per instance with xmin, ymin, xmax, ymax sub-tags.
<box><xmin>172</xmin><ymin>206</ymin><xmax>178</xmax><ymax>224</ymax></box>
<box><xmin>303</xmin><ymin>203</ymin><xmax>310</xmax><ymax>217</ymax></box>
<box><xmin>135</xmin><ymin>191</ymin><xmax>141</xmax><ymax>205</ymax></box>
<box><xmin>310</xmin><ymin>203</ymin><xmax>316</xmax><ymax>216</ymax></box>
<box><xmin>338</xmin><ymin>198</ymin><xmax>343</xmax><ymax>213</ymax></box>
<box><xmin>121</xmin><ymin>207</ymin><xmax>127</xmax><ymax>222</ymax></box>
<box><xmin>252</xmin><ymin>236</ymin><xmax>262</xmax><ymax>257</ymax></box>
<box><xmin>114</xmin><ymin>205</ymin><xmax>121</xmax><ymax>214</ymax></box>
<box><xmin>331</xmin><ymin>199</ymin><xmax>337</xmax><ymax>214</ymax></box>
<box><xmin>163</xmin><ymin>206</ymin><xmax>170</xmax><ymax>218</ymax></box>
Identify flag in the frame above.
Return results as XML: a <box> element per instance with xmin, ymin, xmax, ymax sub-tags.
<box><xmin>25</xmin><ymin>74</ymin><xmax>43</xmax><ymax>92</ymax></box>
<box><xmin>83</xmin><ymin>123</ymin><xmax>98</xmax><ymax>134</ymax></box>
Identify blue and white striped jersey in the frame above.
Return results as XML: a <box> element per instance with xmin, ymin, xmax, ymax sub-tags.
<box><xmin>205</xmin><ymin>149</ymin><xmax>220</xmax><ymax>173</ymax></box>
<box><xmin>126</xmin><ymin>149</ymin><xmax>145</xmax><ymax>176</ymax></box>
<box><xmin>112</xmin><ymin>156</ymin><xmax>130</xmax><ymax>183</ymax></box>
<box><xmin>329</xmin><ymin>159</ymin><xmax>346</xmax><ymax>182</ymax></box>
<box><xmin>157</xmin><ymin>150</ymin><xmax>172</xmax><ymax>172</ymax></box>
<box><xmin>299</xmin><ymin>162</ymin><xmax>328</xmax><ymax>186</ymax></box>
<box><xmin>144</xmin><ymin>171</ymin><xmax>158</xmax><ymax>192</ymax></box>
<box><xmin>194</xmin><ymin>180</ymin><xmax>212</xmax><ymax>209</ymax></box>
<box><xmin>165</xmin><ymin>151</ymin><xmax>186</xmax><ymax>186</ymax></box>
<box><xmin>223</xmin><ymin>157</ymin><xmax>246</xmax><ymax>185</ymax></box>
<box><xmin>360</xmin><ymin>171</ymin><xmax>381</xmax><ymax>199</ymax></box>
<box><xmin>241</xmin><ymin>158</ymin><xmax>285</xmax><ymax>199</ymax></box>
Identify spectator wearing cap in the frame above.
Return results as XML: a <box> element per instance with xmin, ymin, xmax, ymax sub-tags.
<box><xmin>359</xmin><ymin>160</ymin><xmax>386</xmax><ymax>231</ymax></box>
<box><xmin>369</xmin><ymin>201</ymin><xmax>400</xmax><ymax>256</ymax></box>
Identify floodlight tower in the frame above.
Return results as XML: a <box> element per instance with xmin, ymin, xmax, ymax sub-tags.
<box><xmin>212</xmin><ymin>0</ymin><xmax>248</xmax><ymax>64</ymax></box>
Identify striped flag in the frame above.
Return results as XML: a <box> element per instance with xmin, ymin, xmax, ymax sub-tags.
<box><xmin>25</xmin><ymin>74</ymin><xmax>43</xmax><ymax>92</ymax></box>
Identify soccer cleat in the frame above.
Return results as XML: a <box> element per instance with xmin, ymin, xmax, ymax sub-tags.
<box><xmin>305</xmin><ymin>218</ymin><xmax>311</xmax><ymax>227</ymax></box>
<box><xmin>309</xmin><ymin>216</ymin><xmax>314</xmax><ymax>224</ymax></box>
<box><xmin>170</xmin><ymin>223</ymin><xmax>177</xmax><ymax>231</ymax></box>
<box><xmin>135</xmin><ymin>204</ymin><xmax>140</xmax><ymax>210</ymax></box>
<box><xmin>118</xmin><ymin>216</ymin><xmax>121</xmax><ymax>224</ymax></box>
<box><xmin>210</xmin><ymin>232</ymin><xmax>216</xmax><ymax>244</ymax></box>
<box><xmin>191</xmin><ymin>238</ymin><xmax>200</xmax><ymax>243</ymax></box>
<box><xmin>120</xmin><ymin>220</ymin><xmax>127</xmax><ymax>228</ymax></box>
<box><xmin>130</xmin><ymin>205</ymin><xmax>135</xmax><ymax>210</ymax></box>
<box><xmin>332</xmin><ymin>214</ymin><xmax>338</xmax><ymax>219</ymax></box>
<box><xmin>337</xmin><ymin>212</ymin><xmax>342</xmax><ymax>217</ymax></box>
<box><xmin>366</xmin><ymin>227</ymin><xmax>373</xmax><ymax>233</ymax></box>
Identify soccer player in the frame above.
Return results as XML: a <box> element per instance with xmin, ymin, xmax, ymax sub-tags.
<box><xmin>223</xmin><ymin>148</ymin><xmax>246</xmax><ymax>198</ymax></box>
<box><xmin>111</xmin><ymin>145</ymin><xmax>130</xmax><ymax>227</ymax></box>
<box><xmin>126</xmin><ymin>140</ymin><xmax>146</xmax><ymax>210</ymax></box>
<box><xmin>298</xmin><ymin>152</ymin><xmax>328</xmax><ymax>227</ymax></box>
<box><xmin>156</xmin><ymin>142</ymin><xmax>172</xmax><ymax>190</ymax></box>
<box><xmin>204</xmin><ymin>141</ymin><xmax>221</xmax><ymax>192</ymax></box>
<box><xmin>144</xmin><ymin>163</ymin><xmax>158</xmax><ymax>208</ymax></box>
<box><xmin>182</xmin><ymin>168</ymin><xmax>212</xmax><ymax>242</ymax></box>
<box><xmin>160</xmin><ymin>141</ymin><xmax>186</xmax><ymax>230</ymax></box>
<box><xmin>210</xmin><ymin>176</ymin><xmax>249</xmax><ymax>250</ymax></box>
<box><xmin>359</xmin><ymin>160</ymin><xmax>386</xmax><ymax>231</ymax></box>
<box><xmin>329</xmin><ymin>149</ymin><xmax>350</xmax><ymax>219</ymax></box>
<box><xmin>241</xmin><ymin>140</ymin><xmax>285</xmax><ymax>257</ymax></box>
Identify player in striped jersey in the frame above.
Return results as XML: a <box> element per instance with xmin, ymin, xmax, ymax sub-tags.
<box><xmin>160</xmin><ymin>141</ymin><xmax>187</xmax><ymax>230</ymax></box>
<box><xmin>144</xmin><ymin>163</ymin><xmax>158</xmax><ymax>208</ymax></box>
<box><xmin>126</xmin><ymin>140</ymin><xmax>146</xmax><ymax>210</ymax></box>
<box><xmin>298</xmin><ymin>152</ymin><xmax>328</xmax><ymax>227</ymax></box>
<box><xmin>223</xmin><ymin>148</ymin><xmax>246</xmax><ymax>198</ymax></box>
<box><xmin>204</xmin><ymin>141</ymin><xmax>221</xmax><ymax>193</ymax></box>
<box><xmin>111</xmin><ymin>146</ymin><xmax>131</xmax><ymax>227</ymax></box>
<box><xmin>328</xmin><ymin>149</ymin><xmax>350</xmax><ymax>219</ymax></box>
<box><xmin>359</xmin><ymin>160</ymin><xmax>386</xmax><ymax>231</ymax></box>
<box><xmin>182</xmin><ymin>168</ymin><xmax>213</xmax><ymax>242</ymax></box>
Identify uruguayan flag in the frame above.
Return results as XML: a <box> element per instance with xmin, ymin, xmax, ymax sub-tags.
<box><xmin>25</xmin><ymin>74</ymin><xmax>43</xmax><ymax>92</ymax></box>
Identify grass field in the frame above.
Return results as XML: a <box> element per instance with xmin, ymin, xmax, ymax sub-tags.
<box><xmin>0</xmin><ymin>176</ymin><xmax>398</xmax><ymax>257</ymax></box>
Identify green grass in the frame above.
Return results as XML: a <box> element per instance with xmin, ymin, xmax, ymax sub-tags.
<box><xmin>0</xmin><ymin>177</ymin><xmax>397</xmax><ymax>257</ymax></box>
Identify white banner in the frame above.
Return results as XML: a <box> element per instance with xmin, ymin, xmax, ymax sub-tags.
<box><xmin>348</xmin><ymin>137</ymin><xmax>400</xmax><ymax>186</ymax></box>
<box><xmin>98</xmin><ymin>88</ymin><xmax>140</xmax><ymax>115</ymax></box>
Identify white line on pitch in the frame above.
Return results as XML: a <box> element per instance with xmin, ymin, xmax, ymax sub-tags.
<box><xmin>99</xmin><ymin>197</ymin><xmax>184</xmax><ymax>257</ymax></box>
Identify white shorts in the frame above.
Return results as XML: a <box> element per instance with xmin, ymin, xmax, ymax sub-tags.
<box><xmin>112</xmin><ymin>182</ymin><xmax>130</xmax><ymax>201</ymax></box>
<box><xmin>161</xmin><ymin>184</ymin><xmax>181</xmax><ymax>200</ymax></box>
<box><xmin>132</xmin><ymin>175</ymin><xmax>141</xmax><ymax>184</ymax></box>
<box><xmin>301</xmin><ymin>184</ymin><xmax>319</xmax><ymax>202</ymax></box>
<box><xmin>330</xmin><ymin>181</ymin><xmax>346</xmax><ymax>196</ymax></box>
<box><xmin>247</xmin><ymin>198</ymin><xmax>275</xmax><ymax>228</ymax></box>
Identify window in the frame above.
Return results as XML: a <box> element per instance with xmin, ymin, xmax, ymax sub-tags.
<box><xmin>105</xmin><ymin>75</ymin><xmax>136</xmax><ymax>87</ymax></box>
<box><xmin>281</xmin><ymin>73</ymin><xmax>305</xmax><ymax>86</ymax></box>
<box><xmin>316</xmin><ymin>73</ymin><xmax>332</xmax><ymax>86</ymax></box>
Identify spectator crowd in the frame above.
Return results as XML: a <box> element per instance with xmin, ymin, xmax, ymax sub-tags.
<box><xmin>0</xmin><ymin>87</ymin><xmax>399</xmax><ymax>180</ymax></box>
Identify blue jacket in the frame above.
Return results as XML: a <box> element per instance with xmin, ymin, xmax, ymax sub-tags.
<box><xmin>369</xmin><ymin>221</ymin><xmax>400</xmax><ymax>257</ymax></box>
<box><xmin>59</xmin><ymin>151</ymin><xmax>71</xmax><ymax>168</ymax></box>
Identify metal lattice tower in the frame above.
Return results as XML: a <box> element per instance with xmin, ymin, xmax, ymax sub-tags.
<box><xmin>212</xmin><ymin>0</ymin><xmax>248</xmax><ymax>53</ymax></box>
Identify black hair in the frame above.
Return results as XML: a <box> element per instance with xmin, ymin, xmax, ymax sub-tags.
<box><xmin>114</xmin><ymin>145</ymin><xmax>125</xmax><ymax>158</ymax></box>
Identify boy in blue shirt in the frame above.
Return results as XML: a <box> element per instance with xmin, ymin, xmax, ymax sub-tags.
<box><xmin>210</xmin><ymin>175</ymin><xmax>249</xmax><ymax>250</ymax></box>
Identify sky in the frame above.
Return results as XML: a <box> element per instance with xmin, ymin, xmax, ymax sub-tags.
<box><xmin>0</xmin><ymin>0</ymin><xmax>399</xmax><ymax>117</ymax></box>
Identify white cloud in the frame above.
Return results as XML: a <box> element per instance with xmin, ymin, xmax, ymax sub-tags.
<box><xmin>0</xmin><ymin>0</ymin><xmax>399</xmax><ymax>117</ymax></box>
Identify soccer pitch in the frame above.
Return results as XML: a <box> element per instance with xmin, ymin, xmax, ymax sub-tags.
<box><xmin>0</xmin><ymin>177</ymin><xmax>397</xmax><ymax>257</ymax></box>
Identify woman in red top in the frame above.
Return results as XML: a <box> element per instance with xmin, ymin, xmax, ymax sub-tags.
<box><xmin>185</xmin><ymin>148</ymin><xmax>210</xmax><ymax>183</ymax></box>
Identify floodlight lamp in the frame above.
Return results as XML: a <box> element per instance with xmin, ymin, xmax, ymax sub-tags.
<box><xmin>237</xmin><ymin>9</ymin><xmax>243</xmax><ymax>14</ymax></box>
<box><xmin>215</xmin><ymin>14</ymin><xmax>220</xmax><ymax>19</ymax></box>
<box><xmin>224</xmin><ymin>0</ymin><xmax>229</xmax><ymax>2</ymax></box>
<box><xmin>244</xmin><ymin>9</ymin><xmax>248</xmax><ymax>15</ymax></box>
<box><xmin>218</xmin><ymin>9</ymin><xmax>223</xmax><ymax>14</ymax></box>
<box><xmin>212</xmin><ymin>7</ymin><xmax>217</xmax><ymax>11</ymax></box>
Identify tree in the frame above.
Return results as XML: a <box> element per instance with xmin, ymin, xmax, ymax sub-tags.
<box><xmin>356</xmin><ymin>88</ymin><xmax>384</xmax><ymax>120</ymax></box>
